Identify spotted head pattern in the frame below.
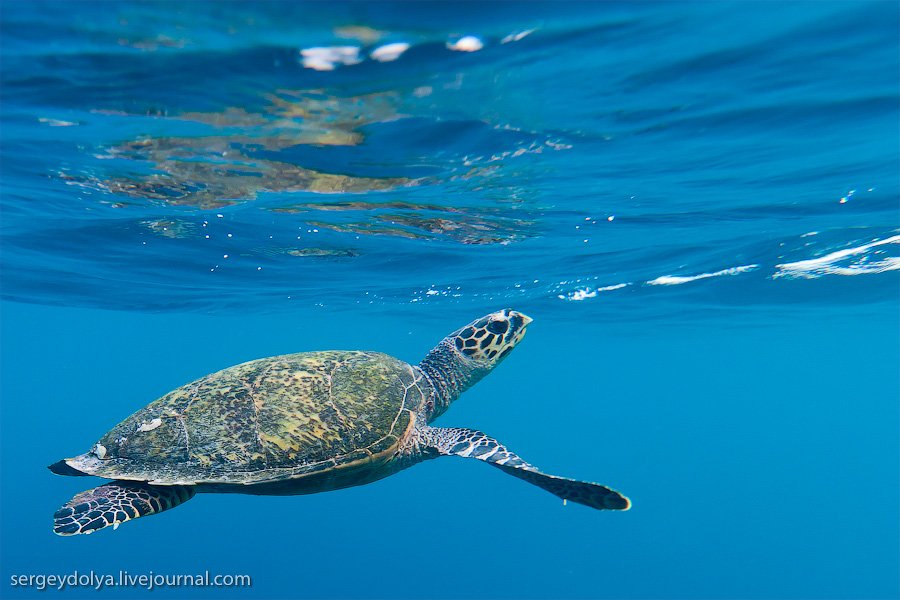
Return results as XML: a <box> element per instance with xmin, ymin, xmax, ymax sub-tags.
<box><xmin>451</xmin><ymin>308</ymin><xmax>531</xmax><ymax>364</ymax></box>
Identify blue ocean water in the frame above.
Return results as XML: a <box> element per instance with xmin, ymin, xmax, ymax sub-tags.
<box><xmin>1</xmin><ymin>1</ymin><xmax>898</xmax><ymax>598</ymax></box>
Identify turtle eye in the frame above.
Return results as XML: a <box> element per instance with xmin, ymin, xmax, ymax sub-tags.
<box><xmin>486</xmin><ymin>319</ymin><xmax>509</xmax><ymax>335</ymax></box>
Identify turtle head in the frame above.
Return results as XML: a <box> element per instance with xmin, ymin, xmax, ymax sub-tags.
<box><xmin>448</xmin><ymin>308</ymin><xmax>532</xmax><ymax>365</ymax></box>
<box><xmin>419</xmin><ymin>309</ymin><xmax>532</xmax><ymax>421</ymax></box>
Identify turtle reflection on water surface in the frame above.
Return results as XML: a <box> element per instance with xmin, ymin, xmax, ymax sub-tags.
<box><xmin>50</xmin><ymin>309</ymin><xmax>629</xmax><ymax>536</ymax></box>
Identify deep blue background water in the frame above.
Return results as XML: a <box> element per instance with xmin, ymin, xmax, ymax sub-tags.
<box><xmin>1</xmin><ymin>2</ymin><xmax>898</xmax><ymax>599</ymax></box>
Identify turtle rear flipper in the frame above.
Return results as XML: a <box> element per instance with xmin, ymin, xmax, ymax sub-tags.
<box><xmin>420</xmin><ymin>426</ymin><xmax>630</xmax><ymax>511</ymax></box>
<box><xmin>53</xmin><ymin>481</ymin><xmax>195</xmax><ymax>536</ymax></box>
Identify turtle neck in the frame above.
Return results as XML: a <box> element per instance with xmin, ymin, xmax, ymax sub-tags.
<box><xmin>417</xmin><ymin>338</ymin><xmax>488</xmax><ymax>422</ymax></box>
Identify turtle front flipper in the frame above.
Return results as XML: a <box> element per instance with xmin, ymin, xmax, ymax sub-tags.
<box><xmin>420</xmin><ymin>426</ymin><xmax>630</xmax><ymax>511</ymax></box>
<box><xmin>53</xmin><ymin>481</ymin><xmax>196</xmax><ymax>536</ymax></box>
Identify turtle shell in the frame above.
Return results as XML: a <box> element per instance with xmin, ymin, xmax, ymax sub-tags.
<box><xmin>64</xmin><ymin>351</ymin><xmax>428</xmax><ymax>485</ymax></box>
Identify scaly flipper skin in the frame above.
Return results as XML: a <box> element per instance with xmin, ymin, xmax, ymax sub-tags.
<box><xmin>420</xmin><ymin>426</ymin><xmax>630</xmax><ymax>510</ymax></box>
<box><xmin>53</xmin><ymin>481</ymin><xmax>195</xmax><ymax>536</ymax></box>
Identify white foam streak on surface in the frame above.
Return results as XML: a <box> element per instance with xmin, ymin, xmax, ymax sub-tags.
<box><xmin>647</xmin><ymin>265</ymin><xmax>758</xmax><ymax>286</ymax></box>
<box><xmin>560</xmin><ymin>282</ymin><xmax>630</xmax><ymax>301</ymax></box>
<box><xmin>38</xmin><ymin>117</ymin><xmax>78</xmax><ymax>127</ymax></box>
<box><xmin>299</xmin><ymin>46</ymin><xmax>361</xmax><ymax>71</ymax></box>
<box><xmin>774</xmin><ymin>235</ymin><xmax>900</xmax><ymax>278</ymax></box>
<box><xmin>569</xmin><ymin>289</ymin><xmax>596</xmax><ymax>301</ymax></box>
<box><xmin>501</xmin><ymin>29</ymin><xmax>535</xmax><ymax>44</ymax></box>
<box><xmin>370</xmin><ymin>42</ymin><xmax>410</xmax><ymax>62</ymax></box>
<box><xmin>598</xmin><ymin>283</ymin><xmax>629</xmax><ymax>292</ymax></box>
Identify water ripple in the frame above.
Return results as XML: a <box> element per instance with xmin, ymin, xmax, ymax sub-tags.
<box><xmin>1</xmin><ymin>2</ymin><xmax>897</xmax><ymax>318</ymax></box>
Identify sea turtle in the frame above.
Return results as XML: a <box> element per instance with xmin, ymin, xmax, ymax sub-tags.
<box><xmin>49</xmin><ymin>309</ymin><xmax>629</xmax><ymax>536</ymax></box>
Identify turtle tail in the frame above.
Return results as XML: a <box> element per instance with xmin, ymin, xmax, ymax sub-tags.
<box><xmin>53</xmin><ymin>481</ymin><xmax>195</xmax><ymax>536</ymax></box>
